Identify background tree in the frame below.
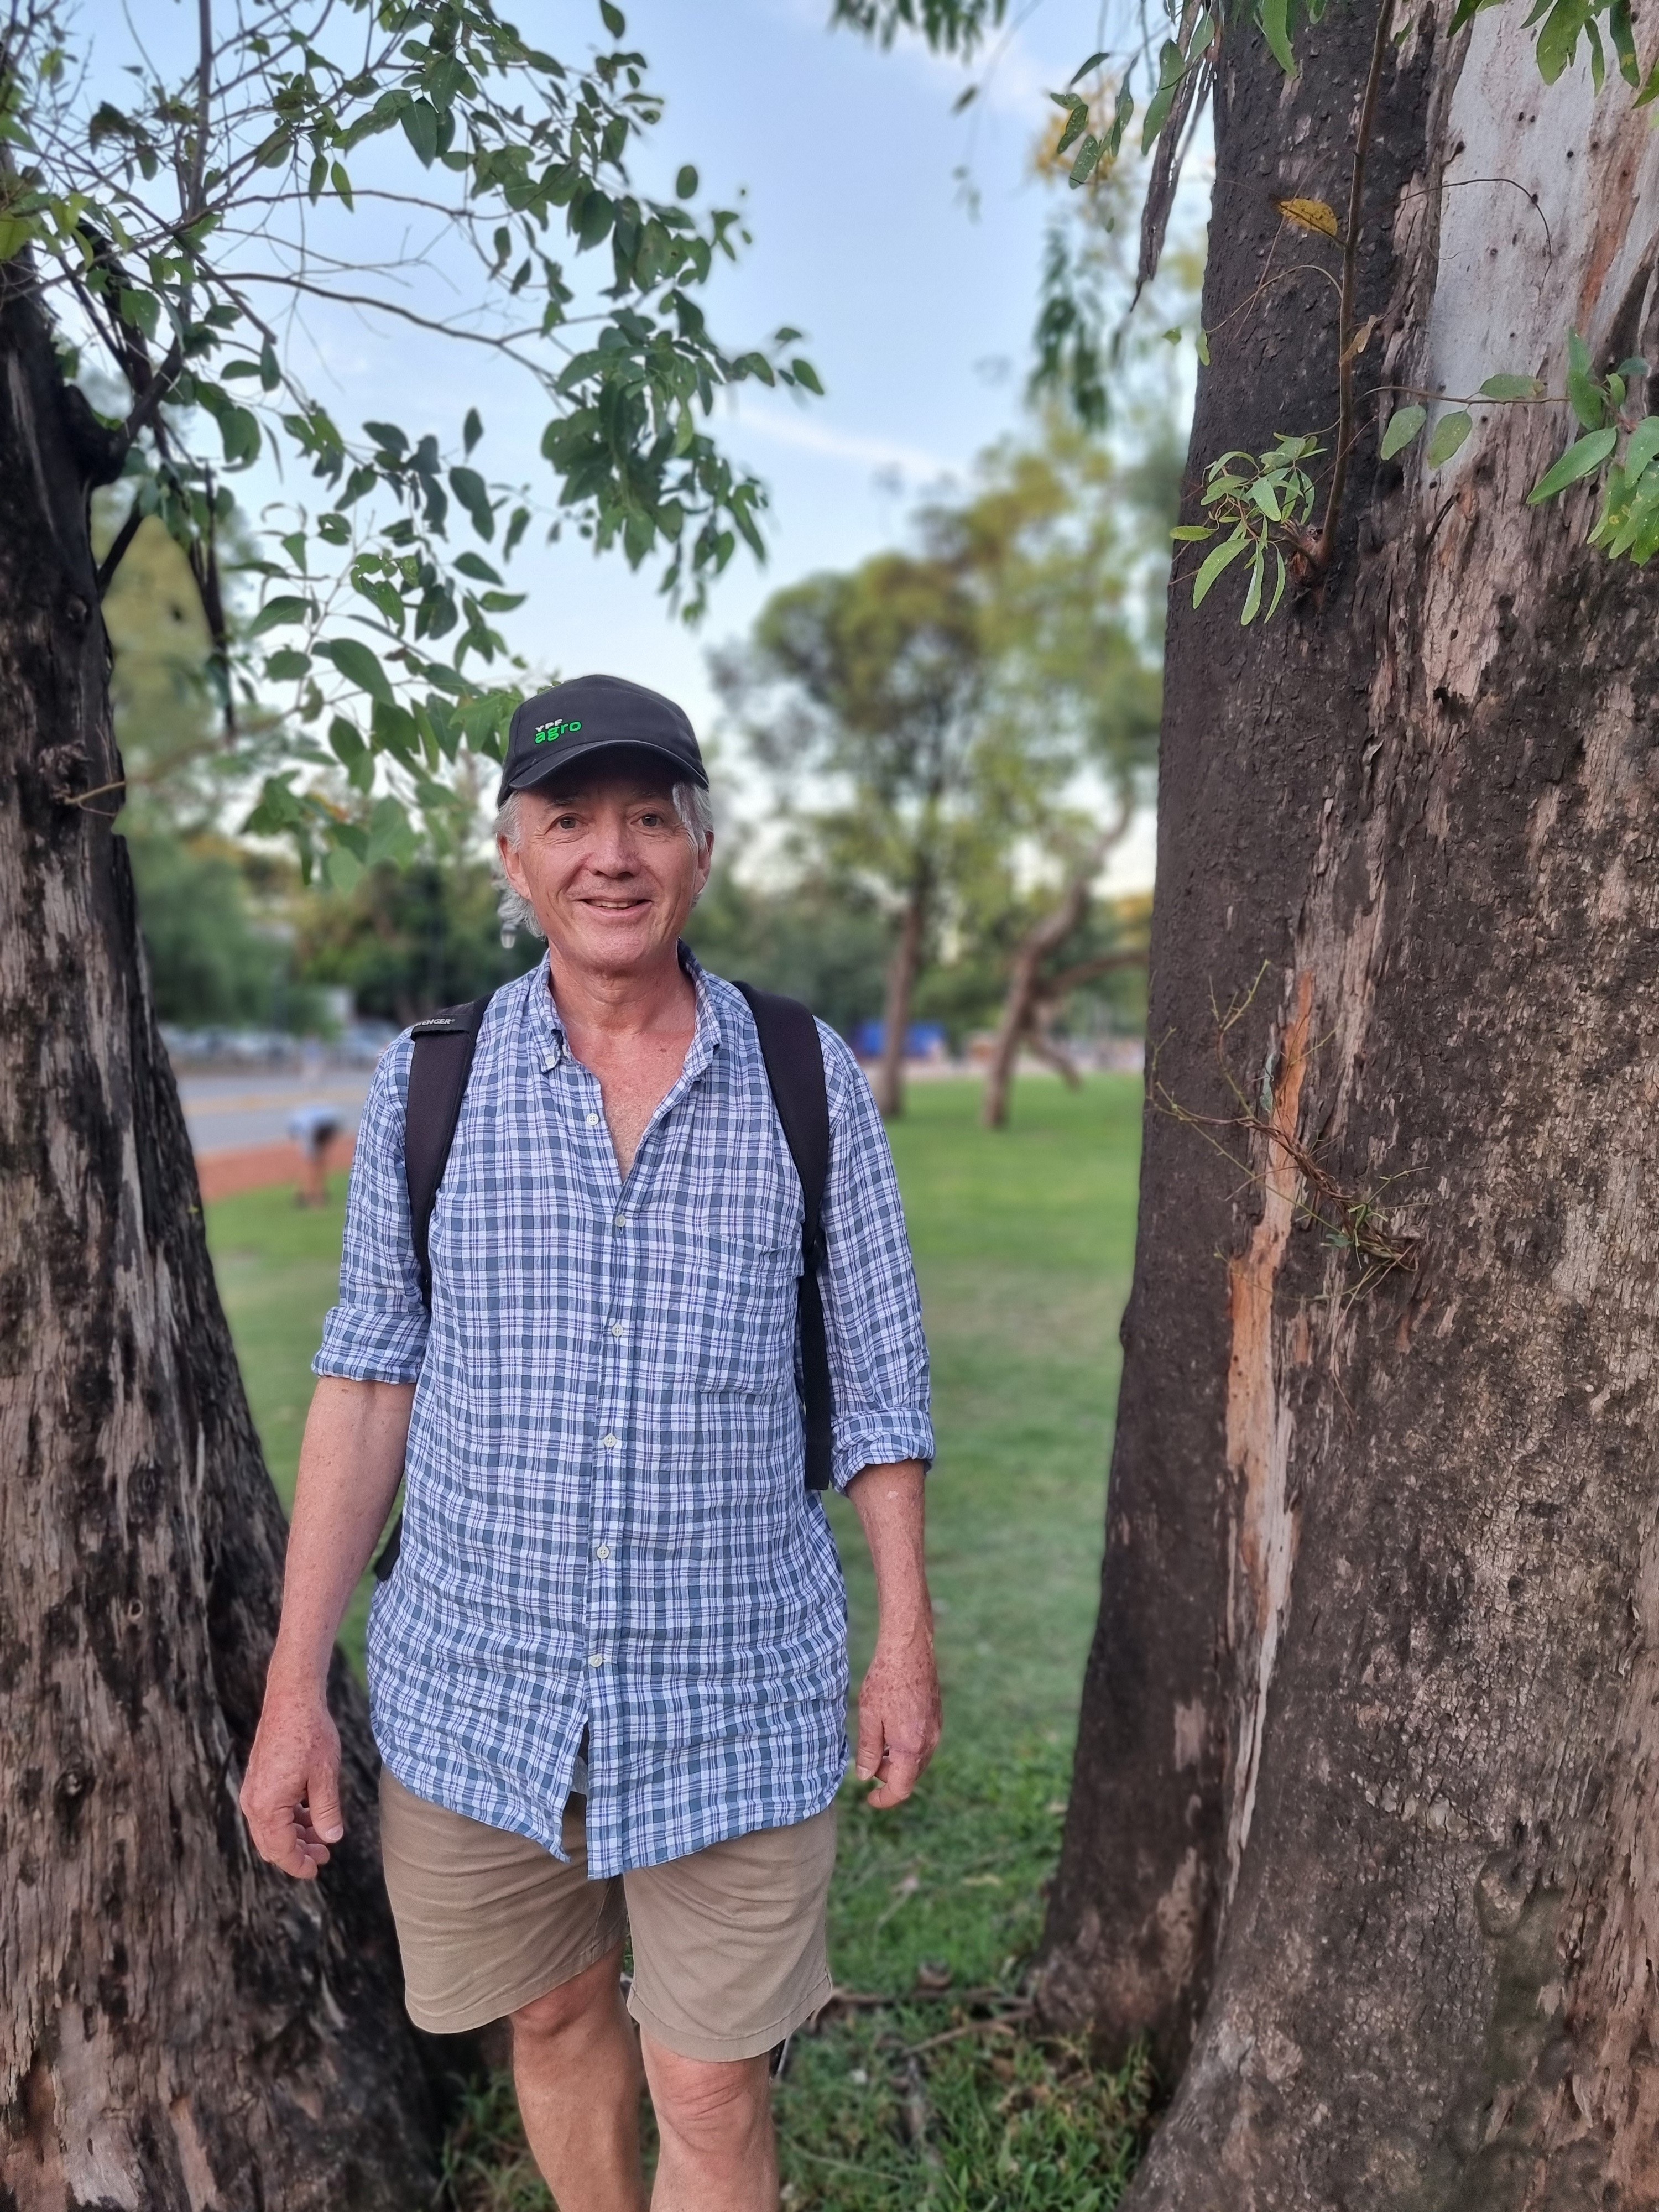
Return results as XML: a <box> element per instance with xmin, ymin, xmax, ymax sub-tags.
<box><xmin>0</xmin><ymin>1</ymin><xmax>808</xmax><ymax>2198</ymax></box>
<box><xmin>723</xmin><ymin>546</ymin><xmax>988</xmax><ymax>1118</ymax></box>
<box><xmin>846</xmin><ymin>0</ymin><xmax>1659</xmax><ymax>2199</ymax></box>
<box><xmin>960</xmin><ymin>419</ymin><xmax>1170</xmax><ymax>1126</ymax></box>
<box><xmin>721</xmin><ymin>415</ymin><xmax>1165</xmax><ymax>1115</ymax></box>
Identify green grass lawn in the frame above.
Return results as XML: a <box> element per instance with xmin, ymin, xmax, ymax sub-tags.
<box><xmin>205</xmin><ymin>1071</ymin><xmax>1147</xmax><ymax>2208</ymax></box>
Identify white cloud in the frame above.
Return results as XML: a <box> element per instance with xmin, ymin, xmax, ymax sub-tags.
<box><xmin>722</xmin><ymin>398</ymin><xmax>962</xmax><ymax>482</ymax></box>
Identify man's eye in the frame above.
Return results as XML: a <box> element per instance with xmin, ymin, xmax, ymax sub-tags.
<box><xmin>552</xmin><ymin>815</ymin><xmax>580</xmax><ymax>831</ymax></box>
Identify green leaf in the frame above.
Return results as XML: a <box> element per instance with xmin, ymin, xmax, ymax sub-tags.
<box><xmin>1070</xmin><ymin>134</ymin><xmax>1104</xmax><ymax>184</ymax></box>
<box><xmin>1617</xmin><ymin>357</ymin><xmax>1651</xmax><ymax>379</ymax></box>
<box><xmin>1240</xmin><ymin>547</ymin><xmax>1266</xmax><ymax>624</ymax></box>
<box><xmin>1192</xmin><ymin>529</ymin><xmax>1251</xmax><ymax>607</ymax></box>
<box><xmin>401</xmin><ymin>99</ymin><xmax>439</xmax><ymax>166</ymax></box>
<box><xmin>790</xmin><ymin>357</ymin><xmax>825</xmax><ymax>395</ymax></box>
<box><xmin>1527</xmin><ymin>424</ymin><xmax>1619</xmax><ymax>503</ymax></box>
<box><xmin>1610</xmin><ymin>0</ymin><xmax>1640</xmax><ymax>82</ymax></box>
<box><xmin>1196</xmin><ymin>327</ymin><xmax>1211</xmax><ymax>366</ymax></box>
<box><xmin>1261</xmin><ymin>0</ymin><xmax>1297</xmax><ymax>75</ymax></box>
<box><xmin>455</xmin><ymin>550</ymin><xmax>504</xmax><ymax>583</ymax></box>
<box><xmin>248</xmin><ymin>594</ymin><xmax>313</xmax><ymax>638</ymax></box>
<box><xmin>1380</xmin><ymin>404</ymin><xmax>1427</xmax><ymax>459</ymax></box>
<box><xmin>1069</xmin><ymin>49</ymin><xmax>1112</xmax><ymax>84</ymax></box>
<box><xmin>316</xmin><ymin>635</ymin><xmax>394</xmax><ymax>706</ymax></box>
<box><xmin>600</xmin><ymin>0</ymin><xmax>626</xmax><ymax>33</ymax></box>
<box><xmin>1106</xmin><ymin>79</ymin><xmax>1135</xmax><ymax>157</ymax></box>
<box><xmin>1056</xmin><ymin>97</ymin><xmax>1091</xmax><ymax>155</ymax></box>
<box><xmin>325</xmin><ymin>845</ymin><xmax>364</xmax><ymax>894</ymax></box>
<box><xmin>675</xmin><ymin>164</ymin><xmax>698</xmax><ymax>200</ymax></box>
<box><xmin>1623</xmin><ymin>416</ymin><xmax>1659</xmax><ymax>483</ymax></box>
<box><xmin>1171</xmin><ymin>523</ymin><xmax>1216</xmax><ymax>541</ymax></box>
<box><xmin>330</xmin><ymin>161</ymin><xmax>354</xmax><ymax>211</ymax></box>
<box><xmin>463</xmin><ymin>407</ymin><xmax>484</xmax><ymax>455</ymax></box>
<box><xmin>1565</xmin><ymin>326</ymin><xmax>1603</xmax><ymax>429</ymax></box>
<box><xmin>1427</xmin><ymin>409</ymin><xmax>1474</xmax><ymax>467</ymax></box>
<box><xmin>364</xmin><ymin>794</ymin><xmax>414</xmax><ymax>865</ymax></box>
<box><xmin>576</xmin><ymin>190</ymin><xmax>615</xmax><ymax>251</ymax></box>
<box><xmin>1479</xmin><ymin>373</ymin><xmax>1541</xmax><ymax>400</ymax></box>
<box><xmin>450</xmin><ymin>465</ymin><xmax>495</xmax><ymax>539</ymax></box>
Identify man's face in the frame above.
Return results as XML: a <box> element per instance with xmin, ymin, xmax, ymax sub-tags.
<box><xmin>498</xmin><ymin>760</ymin><xmax>712</xmax><ymax>983</ymax></box>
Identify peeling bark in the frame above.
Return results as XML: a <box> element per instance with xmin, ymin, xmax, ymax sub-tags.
<box><xmin>1040</xmin><ymin>2</ymin><xmax>1659</xmax><ymax>2200</ymax></box>
<box><xmin>0</xmin><ymin>279</ymin><xmax>439</xmax><ymax>2202</ymax></box>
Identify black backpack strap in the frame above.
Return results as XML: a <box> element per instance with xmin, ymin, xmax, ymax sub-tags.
<box><xmin>374</xmin><ymin>993</ymin><xmax>491</xmax><ymax>1583</ymax></box>
<box><xmin>404</xmin><ymin>995</ymin><xmax>493</xmax><ymax>1310</ymax></box>
<box><xmin>734</xmin><ymin>982</ymin><xmax>833</xmax><ymax>1493</ymax></box>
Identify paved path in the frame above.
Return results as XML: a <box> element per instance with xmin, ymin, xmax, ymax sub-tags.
<box><xmin>181</xmin><ymin>1067</ymin><xmax>374</xmax><ymax>1200</ymax></box>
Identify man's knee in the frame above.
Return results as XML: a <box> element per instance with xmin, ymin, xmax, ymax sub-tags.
<box><xmin>646</xmin><ymin>2046</ymin><xmax>770</xmax><ymax>2156</ymax></box>
<box><xmin>510</xmin><ymin>1944</ymin><xmax>625</xmax><ymax>2048</ymax></box>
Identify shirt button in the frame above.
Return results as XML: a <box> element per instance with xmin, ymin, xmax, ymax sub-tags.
<box><xmin>610</xmin><ymin>1321</ymin><xmax>625</xmax><ymax>1339</ymax></box>
<box><xmin>596</xmin><ymin>1543</ymin><xmax>611</xmax><ymax>1560</ymax></box>
<box><xmin>588</xmin><ymin>1652</ymin><xmax>606</xmax><ymax>1667</ymax></box>
<box><xmin>601</xmin><ymin>1433</ymin><xmax>619</xmax><ymax>1448</ymax></box>
<box><xmin>613</xmin><ymin>1213</ymin><xmax>626</xmax><ymax>1229</ymax></box>
<box><xmin>586</xmin><ymin>1112</ymin><xmax>601</xmax><ymax>1127</ymax></box>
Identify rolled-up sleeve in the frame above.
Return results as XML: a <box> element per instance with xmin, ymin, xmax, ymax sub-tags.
<box><xmin>817</xmin><ymin>1026</ymin><xmax>935</xmax><ymax>1491</ymax></box>
<box><xmin>314</xmin><ymin>1035</ymin><xmax>430</xmax><ymax>1384</ymax></box>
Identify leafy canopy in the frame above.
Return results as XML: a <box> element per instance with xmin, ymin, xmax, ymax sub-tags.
<box><xmin>4</xmin><ymin>0</ymin><xmax>817</xmax><ymax>882</ymax></box>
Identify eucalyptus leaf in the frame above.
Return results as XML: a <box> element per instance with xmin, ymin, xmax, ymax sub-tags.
<box><xmin>1427</xmin><ymin>410</ymin><xmax>1474</xmax><ymax>468</ymax></box>
<box><xmin>1527</xmin><ymin>425</ymin><xmax>1619</xmax><ymax>504</ymax></box>
<box><xmin>1379</xmin><ymin>405</ymin><xmax>1427</xmax><ymax>460</ymax></box>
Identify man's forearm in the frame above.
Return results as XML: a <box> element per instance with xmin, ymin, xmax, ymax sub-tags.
<box><xmin>846</xmin><ymin>1459</ymin><xmax>931</xmax><ymax>1639</ymax></box>
<box><xmin>270</xmin><ymin>1375</ymin><xmax>414</xmax><ymax>1686</ymax></box>
<box><xmin>845</xmin><ymin>1459</ymin><xmax>939</xmax><ymax>1805</ymax></box>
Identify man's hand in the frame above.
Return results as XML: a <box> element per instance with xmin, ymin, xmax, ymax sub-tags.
<box><xmin>237</xmin><ymin>1375</ymin><xmax>413</xmax><ymax>1879</ymax></box>
<box><xmin>240</xmin><ymin>1677</ymin><xmax>345</xmax><ymax>1880</ymax></box>
<box><xmin>855</xmin><ymin>1623</ymin><xmax>942</xmax><ymax>1809</ymax></box>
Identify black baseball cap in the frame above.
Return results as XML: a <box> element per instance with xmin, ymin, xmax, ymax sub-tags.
<box><xmin>496</xmin><ymin>674</ymin><xmax>708</xmax><ymax>807</ymax></box>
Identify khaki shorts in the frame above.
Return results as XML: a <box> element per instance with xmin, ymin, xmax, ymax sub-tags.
<box><xmin>378</xmin><ymin>1768</ymin><xmax>837</xmax><ymax>2062</ymax></box>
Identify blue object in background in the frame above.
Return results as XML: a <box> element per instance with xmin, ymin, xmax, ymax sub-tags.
<box><xmin>853</xmin><ymin>1020</ymin><xmax>948</xmax><ymax>1061</ymax></box>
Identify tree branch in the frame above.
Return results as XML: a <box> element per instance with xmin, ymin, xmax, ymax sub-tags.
<box><xmin>96</xmin><ymin>496</ymin><xmax>146</xmax><ymax>598</ymax></box>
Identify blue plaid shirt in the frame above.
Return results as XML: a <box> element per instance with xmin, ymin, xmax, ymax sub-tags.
<box><xmin>315</xmin><ymin>952</ymin><xmax>932</xmax><ymax>1876</ymax></box>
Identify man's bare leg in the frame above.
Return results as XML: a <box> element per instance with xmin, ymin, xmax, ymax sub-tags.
<box><xmin>510</xmin><ymin>1945</ymin><xmax>647</xmax><ymax>2212</ymax></box>
<box><xmin>640</xmin><ymin>2034</ymin><xmax>775</xmax><ymax>2212</ymax></box>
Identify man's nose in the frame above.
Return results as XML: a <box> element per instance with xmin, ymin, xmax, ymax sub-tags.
<box><xmin>586</xmin><ymin>823</ymin><xmax>641</xmax><ymax>872</ymax></box>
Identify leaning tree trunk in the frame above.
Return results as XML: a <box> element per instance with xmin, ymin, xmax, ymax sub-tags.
<box><xmin>0</xmin><ymin>286</ymin><xmax>440</xmax><ymax>2200</ymax></box>
<box><xmin>874</xmin><ymin>879</ymin><xmax>926</xmax><ymax>1119</ymax></box>
<box><xmin>1038</xmin><ymin>5</ymin><xmax>1659</xmax><ymax>2202</ymax></box>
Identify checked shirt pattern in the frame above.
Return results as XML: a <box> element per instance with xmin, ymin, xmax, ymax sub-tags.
<box><xmin>315</xmin><ymin>952</ymin><xmax>933</xmax><ymax>1877</ymax></box>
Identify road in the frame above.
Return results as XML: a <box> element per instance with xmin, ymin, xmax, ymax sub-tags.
<box><xmin>179</xmin><ymin>1068</ymin><xmax>376</xmax><ymax>1158</ymax></box>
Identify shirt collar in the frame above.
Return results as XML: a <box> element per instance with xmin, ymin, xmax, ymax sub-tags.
<box><xmin>526</xmin><ymin>943</ymin><xmax>722</xmax><ymax>1077</ymax></box>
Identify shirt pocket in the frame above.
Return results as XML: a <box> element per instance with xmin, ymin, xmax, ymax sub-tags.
<box><xmin>680</xmin><ymin>1232</ymin><xmax>800</xmax><ymax>1395</ymax></box>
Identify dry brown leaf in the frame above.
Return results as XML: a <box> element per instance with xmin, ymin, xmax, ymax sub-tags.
<box><xmin>1340</xmin><ymin>315</ymin><xmax>1378</xmax><ymax>366</ymax></box>
<box><xmin>1273</xmin><ymin>195</ymin><xmax>1340</xmax><ymax>239</ymax></box>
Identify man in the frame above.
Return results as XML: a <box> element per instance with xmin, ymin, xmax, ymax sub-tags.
<box><xmin>240</xmin><ymin>674</ymin><xmax>940</xmax><ymax>2211</ymax></box>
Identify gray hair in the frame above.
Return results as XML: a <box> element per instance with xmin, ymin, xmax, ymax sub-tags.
<box><xmin>493</xmin><ymin>780</ymin><xmax>715</xmax><ymax>943</ymax></box>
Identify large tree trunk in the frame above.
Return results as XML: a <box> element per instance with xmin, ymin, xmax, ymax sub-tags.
<box><xmin>873</xmin><ymin>879</ymin><xmax>926</xmax><ymax>1119</ymax></box>
<box><xmin>1039</xmin><ymin>5</ymin><xmax>1659</xmax><ymax>2201</ymax></box>
<box><xmin>0</xmin><ymin>284</ymin><xmax>440</xmax><ymax>2201</ymax></box>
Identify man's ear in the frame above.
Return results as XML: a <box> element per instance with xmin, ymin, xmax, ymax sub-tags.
<box><xmin>498</xmin><ymin>828</ymin><xmax>533</xmax><ymax>901</ymax></box>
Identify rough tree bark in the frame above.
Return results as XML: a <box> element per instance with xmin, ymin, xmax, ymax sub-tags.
<box><xmin>0</xmin><ymin>286</ymin><xmax>440</xmax><ymax>2201</ymax></box>
<box><xmin>1038</xmin><ymin>4</ymin><xmax>1659</xmax><ymax>2201</ymax></box>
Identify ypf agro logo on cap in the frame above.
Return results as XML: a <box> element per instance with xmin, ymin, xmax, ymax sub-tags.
<box><xmin>534</xmin><ymin>717</ymin><xmax>583</xmax><ymax>745</ymax></box>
